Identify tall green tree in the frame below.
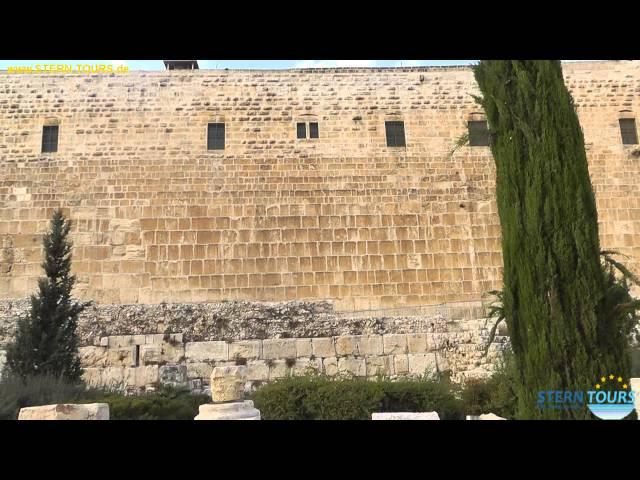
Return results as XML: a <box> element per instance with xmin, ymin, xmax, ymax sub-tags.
<box><xmin>474</xmin><ymin>61</ymin><xmax>638</xmax><ymax>419</ymax></box>
<box><xmin>4</xmin><ymin>210</ymin><xmax>89</xmax><ymax>382</ymax></box>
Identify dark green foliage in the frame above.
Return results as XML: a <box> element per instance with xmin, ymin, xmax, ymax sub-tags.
<box><xmin>458</xmin><ymin>351</ymin><xmax>519</xmax><ymax>419</ymax></box>
<box><xmin>4</xmin><ymin>210</ymin><xmax>90</xmax><ymax>382</ymax></box>
<box><xmin>250</xmin><ymin>375</ymin><xmax>465</xmax><ymax>420</ymax></box>
<box><xmin>78</xmin><ymin>386</ymin><xmax>209</xmax><ymax>420</ymax></box>
<box><xmin>0</xmin><ymin>374</ymin><xmax>88</xmax><ymax>420</ymax></box>
<box><xmin>474</xmin><ymin>61</ymin><xmax>639</xmax><ymax>418</ymax></box>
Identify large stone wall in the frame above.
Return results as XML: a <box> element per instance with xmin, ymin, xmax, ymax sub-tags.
<box><xmin>2</xmin><ymin>62</ymin><xmax>639</xmax><ymax>309</ymax></box>
<box><xmin>0</xmin><ymin>298</ymin><xmax>508</xmax><ymax>390</ymax></box>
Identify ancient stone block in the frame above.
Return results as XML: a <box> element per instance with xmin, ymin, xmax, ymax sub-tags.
<box><xmin>406</xmin><ymin>333</ymin><xmax>429</xmax><ymax>353</ymax></box>
<box><xmin>18</xmin><ymin>403</ymin><xmax>110</xmax><ymax>421</ymax></box>
<box><xmin>295</xmin><ymin>338</ymin><xmax>312</xmax><ymax>357</ymax></box>
<box><xmin>195</xmin><ymin>400</ymin><xmax>260</xmax><ymax>420</ymax></box>
<box><xmin>262</xmin><ymin>339</ymin><xmax>296</xmax><ymax>359</ymax></box>
<box><xmin>337</xmin><ymin>357</ymin><xmax>366</xmax><ymax>377</ymax></box>
<box><xmin>382</xmin><ymin>334</ymin><xmax>408</xmax><ymax>355</ymax></box>
<box><xmin>186</xmin><ymin>362</ymin><xmax>214</xmax><ymax>379</ymax></box>
<box><xmin>365</xmin><ymin>355</ymin><xmax>394</xmax><ymax>377</ymax></box>
<box><xmin>228</xmin><ymin>340</ymin><xmax>262</xmax><ymax>361</ymax></box>
<box><xmin>372</xmin><ymin>412</ymin><xmax>440</xmax><ymax>420</ymax></box>
<box><xmin>311</xmin><ymin>337</ymin><xmax>335</xmax><ymax>358</ymax></box>
<box><xmin>246</xmin><ymin>361</ymin><xmax>270</xmax><ymax>381</ymax></box>
<box><xmin>393</xmin><ymin>354</ymin><xmax>409</xmax><ymax>375</ymax></box>
<box><xmin>210</xmin><ymin>365</ymin><xmax>247</xmax><ymax>402</ymax></box>
<box><xmin>407</xmin><ymin>353</ymin><xmax>437</xmax><ymax>377</ymax></box>
<box><xmin>185</xmin><ymin>341</ymin><xmax>229</xmax><ymax>362</ymax></box>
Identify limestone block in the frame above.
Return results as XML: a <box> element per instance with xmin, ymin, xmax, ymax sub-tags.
<box><xmin>334</xmin><ymin>336</ymin><xmax>359</xmax><ymax>356</ymax></box>
<box><xmin>406</xmin><ymin>333</ymin><xmax>429</xmax><ymax>353</ymax></box>
<box><xmin>262</xmin><ymin>339</ymin><xmax>296</xmax><ymax>359</ymax></box>
<box><xmin>338</xmin><ymin>357</ymin><xmax>366</xmax><ymax>377</ymax></box>
<box><xmin>311</xmin><ymin>337</ymin><xmax>335</xmax><ymax>358</ymax></box>
<box><xmin>292</xmin><ymin>357</ymin><xmax>322</xmax><ymax>376</ymax></box>
<box><xmin>79</xmin><ymin>346</ymin><xmax>109</xmax><ymax>367</ymax></box>
<box><xmin>99</xmin><ymin>337</ymin><xmax>109</xmax><ymax>347</ymax></box>
<box><xmin>186</xmin><ymin>362</ymin><xmax>214</xmax><ymax>379</ymax></box>
<box><xmin>357</xmin><ymin>335</ymin><xmax>384</xmax><ymax>356</ymax></box>
<box><xmin>268</xmin><ymin>359</ymin><xmax>293</xmax><ymax>380</ymax></box>
<box><xmin>407</xmin><ymin>353</ymin><xmax>437</xmax><ymax>377</ymax></box>
<box><xmin>366</xmin><ymin>355</ymin><xmax>394</xmax><ymax>377</ymax></box>
<box><xmin>81</xmin><ymin>367</ymin><xmax>103</xmax><ymax>388</ymax></box>
<box><xmin>383</xmin><ymin>334</ymin><xmax>408</xmax><ymax>355</ymax></box>
<box><xmin>18</xmin><ymin>403</ymin><xmax>109</xmax><ymax>420</ymax></box>
<box><xmin>195</xmin><ymin>400</ymin><xmax>260</xmax><ymax>420</ymax></box>
<box><xmin>228</xmin><ymin>340</ymin><xmax>262</xmax><ymax>361</ymax></box>
<box><xmin>323</xmin><ymin>357</ymin><xmax>338</xmax><ymax>376</ymax></box>
<box><xmin>210</xmin><ymin>365</ymin><xmax>247</xmax><ymax>402</ymax></box>
<box><xmin>185</xmin><ymin>341</ymin><xmax>228</xmax><ymax>362</ymax></box>
<box><xmin>295</xmin><ymin>338</ymin><xmax>312</xmax><ymax>357</ymax></box>
<box><xmin>102</xmin><ymin>366</ymin><xmax>125</xmax><ymax>387</ymax></box>
<box><xmin>159</xmin><ymin>364</ymin><xmax>188</xmax><ymax>387</ymax></box>
<box><xmin>393</xmin><ymin>355</ymin><xmax>409</xmax><ymax>375</ymax></box>
<box><xmin>85</xmin><ymin>403</ymin><xmax>110</xmax><ymax>420</ymax></box>
<box><xmin>372</xmin><ymin>412</ymin><xmax>440</xmax><ymax>420</ymax></box>
<box><xmin>466</xmin><ymin>413</ymin><xmax>506</xmax><ymax>420</ymax></box>
<box><xmin>246</xmin><ymin>361</ymin><xmax>270</xmax><ymax>381</ymax></box>
<box><xmin>124</xmin><ymin>365</ymin><xmax>159</xmax><ymax>388</ymax></box>
<box><xmin>140</xmin><ymin>345</ymin><xmax>162</xmax><ymax>365</ymax></box>
<box><xmin>161</xmin><ymin>342</ymin><xmax>185</xmax><ymax>363</ymax></box>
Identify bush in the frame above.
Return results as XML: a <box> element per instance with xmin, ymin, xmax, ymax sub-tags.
<box><xmin>250</xmin><ymin>374</ymin><xmax>465</xmax><ymax>420</ymax></box>
<box><xmin>0</xmin><ymin>374</ymin><xmax>87</xmax><ymax>420</ymax></box>
<box><xmin>458</xmin><ymin>353</ymin><xmax>519</xmax><ymax>420</ymax></box>
<box><xmin>0</xmin><ymin>376</ymin><xmax>209</xmax><ymax>420</ymax></box>
<box><xmin>82</xmin><ymin>386</ymin><xmax>209</xmax><ymax>420</ymax></box>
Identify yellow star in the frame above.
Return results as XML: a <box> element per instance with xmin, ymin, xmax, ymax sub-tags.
<box><xmin>595</xmin><ymin>384</ymin><xmax>601</xmax><ymax>389</ymax></box>
<box><xmin>623</xmin><ymin>384</ymin><xmax>628</xmax><ymax>389</ymax></box>
<box><xmin>618</xmin><ymin>377</ymin><xmax>623</xmax><ymax>382</ymax></box>
<box><xmin>601</xmin><ymin>376</ymin><xmax>606</xmax><ymax>382</ymax></box>
<box><xmin>609</xmin><ymin>374</ymin><xmax>615</xmax><ymax>380</ymax></box>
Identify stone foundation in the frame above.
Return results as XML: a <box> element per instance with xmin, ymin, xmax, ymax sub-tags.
<box><xmin>0</xmin><ymin>298</ymin><xmax>508</xmax><ymax>391</ymax></box>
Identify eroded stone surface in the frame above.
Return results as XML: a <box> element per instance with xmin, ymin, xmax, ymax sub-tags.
<box><xmin>210</xmin><ymin>365</ymin><xmax>247</xmax><ymax>402</ymax></box>
<box><xmin>195</xmin><ymin>400</ymin><xmax>260</xmax><ymax>420</ymax></box>
<box><xmin>371</xmin><ymin>412</ymin><xmax>440</xmax><ymax>420</ymax></box>
<box><xmin>18</xmin><ymin>403</ymin><xmax>109</xmax><ymax>420</ymax></box>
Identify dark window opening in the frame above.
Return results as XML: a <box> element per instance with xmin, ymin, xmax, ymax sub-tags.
<box><xmin>309</xmin><ymin>122</ymin><xmax>319</xmax><ymax>139</ymax></box>
<box><xmin>41</xmin><ymin>125</ymin><xmax>59</xmax><ymax>153</ymax></box>
<box><xmin>207</xmin><ymin>123</ymin><xmax>225</xmax><ymax>150</ymax></box>
<box><xmin>468</xmin><ymin>120</ymin><xmax>490</xmax><ymax>146</ymax></box>
<box><xmin>134</xmin><ymin>345</ymin><xmax>140</xmax><ymax>367</ymax></box>
<box><xmin>620</xmin><ymin>118</ymin><xmax>639</xmax><ymax>145</ymax></box>
<box><xmin>297</xmin><ymin>122</ymin><xmax>306</xmax><ymax>139</ymax></box>
<box><xmin>385</xmin><ymin>121</ymin><xmax>406</xmax><ymax>147</ymax></box>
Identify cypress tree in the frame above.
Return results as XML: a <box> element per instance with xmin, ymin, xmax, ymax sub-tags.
<box><xmin>4</xmin><ymin>210</ymin><xmax>89</xmax><ymax>382</ymax></box>
<box><xmin>474</xmin><ymin>61</ymin><xmax>636</xmax><ymax>419</ymax></box>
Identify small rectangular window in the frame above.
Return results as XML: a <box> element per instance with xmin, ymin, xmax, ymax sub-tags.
<box><xmin>207</xmin><ymin>123</ymin><xmax>225</xmax><ymax>150</ymax></box>
<box><xmin>620</xmin><ymin>118</ymin><xmax>639</xmax><ymax>145</ymax></box>
<box><xmin>297</xmin><ymin>122</ymin><xmax>306</xmax><ymax>139</ymax></box>
<box><xmin>309</xmin><ymin>122</ymin><xmax>319</xmax><ymax>139</ymax></box>
<box><xmin>385</xmin><ymin>121</ymin><xmax>406</xmax><ymax>147</ymax></box>
<box><xmin>41</xmin><ymin>125</ymin><xmax>58</xmax><ymax>153</ymax></box>
<box><xmin>468</xmin><ymin>120</ymin><xmax>490</xmax><ymax>147</ymax></box>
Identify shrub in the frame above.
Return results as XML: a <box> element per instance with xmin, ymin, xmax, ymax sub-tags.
<box><xmin>79</xmin><ymin>385</ymin><xmax>209</xmax><ymax>420</ymax></box>
<box><xmin>250</xmin><ymin>374</ymin><xmax>465</xmax><ymax>420</ymax></box>
<box><xmin>458</xmin><ymin>352</ymin><xmax>519</xmax><ymax>420</ymax></box>
<box><xmin>0</xmin><ymin>374</ymin><xmax>88</xmax><ymax>420</ymax></box>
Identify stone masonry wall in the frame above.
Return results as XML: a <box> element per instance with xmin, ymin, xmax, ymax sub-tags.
<box><xmin>0</xmin><ymin>299</ymin><xmax>508</xmax><ymax>390</ymax></box>
<box><xmin>2</xmin><ymin>62</ymin><xmax>639</xmax><ymax>310</ymax></box>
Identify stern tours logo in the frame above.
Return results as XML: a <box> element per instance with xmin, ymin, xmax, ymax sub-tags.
<box><xmin>537</xmin><ymin>373</ymin><xmax>636</xmax><ymax>420</ymax></box>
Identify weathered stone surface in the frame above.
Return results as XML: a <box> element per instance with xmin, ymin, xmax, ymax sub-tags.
<box><xmin>466</xmin><ymin>413</ymin><xmax>506</xmax><ymax>420</ymax></box>
<box><xmin>335</xmin><ymin>336</ymin><xmax>359</xmax><ymax>356</ymax></box>
<box><xmin>295</xmin><ymin>338</ymin><xmax>312</xmax><ymax>357</ymax></box>
<box><xmin>292</xmin><ymin>357</ymin><xmax>322</xmax><ymax>376</ymax></box>
<box><xmin>18</xmin><ymin>403</ymin><xmax>109</xmax><ymax>420</ymax></box>
<box><xmin>185</xmin><ymin>341</ymin><xmax>228</xmax><ymax>362</ymax></box>
<box><xmin>262</xmin><ymin>339</ymin><xmax>296</xmax><ymax>359</ymax></box>
<box><xmin>406</xmin><ymin>334</ymin><xmax>429</xmax><ymax>353</ymax></box>
<box><xmin>268</xmin><ymin>359</ymin><xmax>293</xmax><ymax>380</ymax></box>
<box><xmin>323</xmin><ymin>357</ymin><xmax>338</xmax><ymax>376</ymax></box>
<box><xmin>210</xmin><ymin>365</ymin><xmax>247</xmax><ymax>402</ymax></box>
<box><xmin>357</xmin><ymin>335</ymin><xmax>384</xmax><ymax>356</ymax></box>
<box><xmin>338</xmin><ymin>357</ymin><xmax>366</xmax><ymax>377</ymax></box>
<box><xmin>195</xmin><ymin>400</ymin><xmax>260</xmax><ymax>420</ymax></box>
<box><xmin>159</xmin><ymin>364</ymin><xmax>188</xmax><ymax>387</ymax></box>
<box><xmin>365</xmin><ymin>355</ymin><xmax>394</xmax><ymax>377</ymax></box>
<box><xmin>311</xmin><ymin>337</ymin><xmax>335</xmax><ymax>358</ymax></box>
<box><xmin>228</xmin><ymin>340</ymin><xmax>262</xmax><ymax>361</ymax></box>
<box><xmin>186</xmin><ymin>362</ymin><xmax>214</xmax><ymax>380</ymax></box>
<box><xmin>407</xmin><ymin>353</ymin><xmax>437</xmax><ymax>377</ymax></box>
<box><xmin>372</xmin><ymin>412</ymin><xmax>440</xmax><ymax>420</ymax></box>
<box><xmin>393</xmin><ymin>354</ymin><xmax>409</xmax><ymax>375</ymax></box>
<box><xmin>246</xmin><ymin>361</ymin><xmax>270</xmax><ymax>381</ymax></box>
<box><xmin>383</xmin><ymin>334</ymin><xmax>408</xmax><ymax>355</ymax></box>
